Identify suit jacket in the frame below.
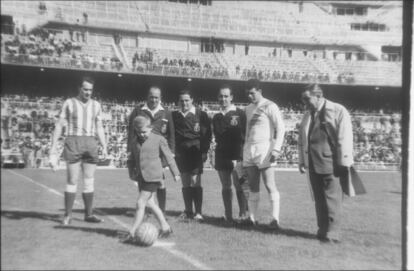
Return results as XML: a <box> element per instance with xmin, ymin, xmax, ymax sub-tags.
<box><xmin>130</xmin><ymin>132</ymin><xmax>180</xmax><ymax>183</ymax></box>
<box><xmin>298</xmin><ymin>99</ymin><xmax>353</xmax><ymax>174</ymax></box>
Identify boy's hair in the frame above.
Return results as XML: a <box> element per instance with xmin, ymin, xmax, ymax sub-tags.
<box><xmin>133</xmin><ymin>115</ymin><xmax>151</xmax><ymax>129</ymax></box>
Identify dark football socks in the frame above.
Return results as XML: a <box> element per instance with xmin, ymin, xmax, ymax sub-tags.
<box><xmin>193</xmin><ymin>187</ymin><xmax>203</xmax><ymax>215</ymax></box>
<box><xmin>236</xmin><ymin>190</ymin><xmax>248</xmax><ymax>217</ymax></box>
<box><xmin>222</xmin><ymin>188</ymin><xmax>233</xmax><ymax>220</ymax></box>
<box><xmin>64</xmin><ymin>192</ymin><xmax>76</xmax><ymax>217</ymax></box>
<box><xmin>82</xmin><ymin>192</ymin><xmax>94</xmax><ymax>217</ymax></box>
<box><xmin>182</xmin><ymin>187</ymin><xmax>193</xmax><ymax>216</ymax></box>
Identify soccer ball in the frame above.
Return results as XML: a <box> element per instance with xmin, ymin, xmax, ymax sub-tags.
<box><xmin>134</xmin><ymin>222</ymin><xmax>159</xmax><ymax>247</ymax></box>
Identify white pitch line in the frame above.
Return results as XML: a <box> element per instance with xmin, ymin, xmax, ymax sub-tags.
<box><xmin>7</xmin><ymin>170</ymin><xmax>214</xmax><ymax>271</ymax></box>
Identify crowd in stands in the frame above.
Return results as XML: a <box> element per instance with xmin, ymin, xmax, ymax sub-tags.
<box><xmin>1</xmin><ymin>94</ymin><xmax>402</xmax><ymax>170</ymax></box>
<box><xmin>1</xmin><ymin>29</ymin><xmax>397</xmax><ymax>86</ymax></box>
<box><xmin>239</xmin><ymin>65</ymin><xmax>331</xmax><ymax>84</ymax></box>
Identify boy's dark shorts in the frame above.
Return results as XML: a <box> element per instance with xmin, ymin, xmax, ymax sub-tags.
<box><xmin>175</xmin><ymin>145</ymin><xmax>203</xmax><ymax>175</ymax></box>
<box><xmin>139</xmin><ymin>180</ymin><xmax>161</xmax><ymax>192</ymax></box>
<box><xmin>63</xmin><ymin>136</ymin><xmax>99</xmax><ymax>164</ymax></box>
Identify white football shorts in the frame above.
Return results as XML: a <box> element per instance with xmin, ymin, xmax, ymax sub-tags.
<box><xmin>242</xmin><ymin>141</ymin><xmax>274</xmax><ymax>169</ymax></box>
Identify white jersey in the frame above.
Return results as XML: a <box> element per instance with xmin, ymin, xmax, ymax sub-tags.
<box><xmin>244</xmin><ymin>98</ymin><xmax>285</xmax><ymax>152</ymax></box>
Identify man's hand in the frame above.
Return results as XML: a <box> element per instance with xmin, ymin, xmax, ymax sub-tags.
<box><xmin>334</xmin><ymin>165</ymin><xmax>349</xmax><ymax>178</ymax></box>
<box><xmin>174</xmin><ymin>175</ymin><xmax>181</xmax><ymax>183</ymax></box>
<box><xmin>269</xmin><ymin>150</ymin><xmax>280</xmax><ymax>163</ymax></box>
<box><xmin>49</xmin><ymin>153</ymin><xmax>59</xmax><ymax>172</ymax></box>
<box><xmin>299</xmin><ymin>163</ymin><xmax>306</xmax><ymax>174</ymax></box>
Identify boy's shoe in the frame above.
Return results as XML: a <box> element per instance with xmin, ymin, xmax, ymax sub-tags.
<box><xmin>62</xmin><ymin>215</ymin><xmax>72</xmax><ymax>226</ymax></box>
<box><xmin>193</xmin><ymin>213</ymin><xmax>204</xmax><ymax>221</ymax></box>
<box><xmin>159</xmin><ymin>228</ymin><xmax>173</xmax><ymax>238</ymax></box>
<box><xmin>84</xmin><ymin>215</ymin><xmax>103</xmax><ymax>223</ymax></box>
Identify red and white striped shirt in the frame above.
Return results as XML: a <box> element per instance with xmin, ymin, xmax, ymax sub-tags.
<box><xmin>59</xmin><ymin>97</ymin><xmax>102</xmax><ymax>136</ymax></box>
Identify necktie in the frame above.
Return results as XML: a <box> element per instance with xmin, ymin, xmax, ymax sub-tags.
<box><xmin>308</xmin><ymin>110</ymin><xmax>316</xmax><ymax>135</ymax></box>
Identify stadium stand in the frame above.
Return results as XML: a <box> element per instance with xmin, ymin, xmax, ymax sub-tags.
<box><xmin>1</xmin><ymin>1</ymin><xmax>402</xmax><ymax>86</ymax></box>
<box><xmin>0</xmin><ymin>1</ymin><xmax>403</xmax><ymax>170</ymax></box>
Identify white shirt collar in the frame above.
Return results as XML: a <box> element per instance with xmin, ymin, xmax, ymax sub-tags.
<box><xmin>315</xmin><ymin>99</ymin><xmax>325</xmax><ymax>112</ymax></box>
<box><xmin>179</xmin><ymin>106</ymin><xmax>196</xmax><ymax>117</ymax></box>
<box><xmin>142</xmin><ymin>103</ymin><xmax>164</xmax><ymax>116</ymax></box>
<box><xmin>219</xmin><ymin>104</ymin><xmax>237</xmax><ymax>115</ymax></box>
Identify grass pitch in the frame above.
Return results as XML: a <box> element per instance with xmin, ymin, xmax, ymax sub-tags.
<box><xmin>1</xmin><ymin>168</ymin><xmax>402</xmax><ymax>270</ymax></box>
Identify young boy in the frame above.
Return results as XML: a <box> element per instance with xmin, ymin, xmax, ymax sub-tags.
<box><xmin>126</xmin><ymin>115</ymin><xmax>181</xmax><ymax>240</ymax></box>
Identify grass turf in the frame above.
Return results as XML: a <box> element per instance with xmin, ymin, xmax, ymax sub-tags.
<box><xmin>1</xmin><ymin>168</ymin><xmax>402</xmax><ymax>270</ymax></box>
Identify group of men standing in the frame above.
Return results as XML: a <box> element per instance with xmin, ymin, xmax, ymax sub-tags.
<box><xmin>49</xmin><ymin>75</ymin><xmax>354</xmax><ymax>244</ymax></box>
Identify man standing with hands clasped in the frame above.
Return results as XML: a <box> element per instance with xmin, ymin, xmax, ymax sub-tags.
<box><xmin>241</xmin><ymin>79</ymin><xmax>285</xmax><ymax>230</ymax></box>
<box><xmin>298</xmin><ymin>84</ymin><xmax>354</xmax><ymax>243</ymax></box>
<box><xmin>49</xmin><ymin>75</ymin><xmax>107</xmax><ymax>225</ymax></box>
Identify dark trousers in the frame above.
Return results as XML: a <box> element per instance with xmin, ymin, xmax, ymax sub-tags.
<box><xmin>309</xmin><ymin>171</ymin><xmax>342</xmax><ymax>237</ymax></box>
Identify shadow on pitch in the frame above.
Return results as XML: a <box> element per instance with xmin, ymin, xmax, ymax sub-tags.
<box><xmin>197</xmin><ymin>214</ymin><xmax>317</xmax><ymax>240</ymax></box>
<box><xmin>1</xmin><ymin>209</ymin><xmax>62</xmax><ymax>223</ymax></box>
<box><xmin>53</xmin><ymin>225</ymin><xmax>147</xmax><ymax>247</ymax></box>
<box><xmin>70</xmin><ymin>207</ymin><xmax>134</xmax><ymax>216</ymax></box>
<box><xmin>53</xmin><ymin>224</ymin><xmax>125</xmax><ymax>238</ymax></box>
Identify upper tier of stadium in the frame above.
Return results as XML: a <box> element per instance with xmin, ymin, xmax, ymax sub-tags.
<box><xmin>0</xmin><ymin>1</ymin><xmax>403</xmax><ymax>87</ymax></box>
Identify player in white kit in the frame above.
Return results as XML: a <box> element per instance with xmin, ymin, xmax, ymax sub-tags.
<box><xmin>241</xmin><ymin>79</ymin><xmax>285</xmax><ymax>230</ymax></box>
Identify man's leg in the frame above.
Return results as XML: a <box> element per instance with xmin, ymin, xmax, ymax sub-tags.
<box><xmin>262</xmin><ymin>166</ymin><xmax>280</xmax><ymax>229</ymax></box>
<box><xmin>218</xmin><ymin>170</ymin><xmax>233</xmax><ymax>220</ymax></box>
<box><xmin>181</xmin><ymin>173</ymin><xmax>194</xmax><ymax>218</ymax></box>
<box><xmin>245</xmin><ymin>166</ymin><xmax>260</xmax><ymax>224</ymax></box>
<box><xmin>322</xmin><ymin>174</ymin><xmax>343</xmax><ymax>241</ymax></box>
<box><xmin>63</xmin><ymin>161</ymin><xmax>81</xmax><ymax>225</ymax></box>
<box><xmin>309</xmin><ymin>172</ymin><xmax>329</xmax><ymax>239</ymax></box>
<box><xmin>191</xmin><ymin>174</ymin><xmax>203</xmax><ymax>220</ymax></box>
<box><xmin>82</xmin><ymin>162</ymin><xmax>103</xmax><ymax>223</ymax></box>
<box><xmin>232</xmin><ymin>169</ymin><xmax>248</xmax><ymax>219</ymax></box>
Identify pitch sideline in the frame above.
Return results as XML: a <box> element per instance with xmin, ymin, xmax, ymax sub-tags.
<box><xmin>7</xmin><ymin>169</ymin><xmax>214</xmax><ymax>271</ymax></box>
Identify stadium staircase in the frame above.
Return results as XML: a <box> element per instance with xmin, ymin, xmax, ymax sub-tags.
<box><xmin>113</xmin><ymin>43</ymin><xmax>130</xmax><ymax>70</ymax></box>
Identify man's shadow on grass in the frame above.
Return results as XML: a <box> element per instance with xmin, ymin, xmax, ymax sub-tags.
<box><xmin>70</xmin><ymin>207</ymin><xmax>134</xmax><ymax>216</ymax></box>
<box><xmin>165</xmin><ymin>211</ymin><xmax>317</xmax><ymax>240</ymax></box>
<box><xmin>1</xmin><ymin>209</ymin><xmax>62</xmax><ymax>223</ymax></box>
<box><xmin>53</xmin><ymin>225</ymin><xmax>152</xmax><ymax>247</ymax></box>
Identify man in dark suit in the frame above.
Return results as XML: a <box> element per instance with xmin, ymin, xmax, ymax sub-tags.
<box><xmin>298</xmin><ymin>84</ymin><xmax>353</xmax><ymax>243</ymax></box>
<box><xmin>127</xmin><ymin>85</ymin><xmax>175</xmax><ymax>214</ymax></box>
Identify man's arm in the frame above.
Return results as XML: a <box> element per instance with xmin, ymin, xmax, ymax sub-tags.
<box><xmin>165</xmin><ymin>110</ymin><xmax>176</xmax><ymax>154</ymax></box>
<box><xmin>95</xmin><ymin>104</ymin><xmax>107</xmax><ymax>157</ymax></box>
<box><xmin>336</xmin><ymin>105</ymin><xmax>354</xmax><ymax>167</ymax></box>
<box><xmin>126</xmin><ymin>107</ymin><xmax>139</xmax><ymax>154</ymax></box>
<box><xmin>269</xmin><ymin>103</ymin><xmax>286</xmax><ymax>152</ymax></box>
<box><xmin>49</xmin><ymin>100</ymin><xmax>68</xmax><ymax>171</ymax></box>
<box><xmin>297</xmin><ymin>117</ymin><xmax>306</xmax><ymax>173</ymax></box>
<box><xmin>200</xmin><ymin>111</ymin><xmax>212</xmax><ymax>154</ymax></box>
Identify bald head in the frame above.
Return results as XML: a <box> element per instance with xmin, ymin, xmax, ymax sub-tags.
<box><xmin>147</xmin><ymin>86</ymin><xmax>162</xmax><ymax>110</ymax></box>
